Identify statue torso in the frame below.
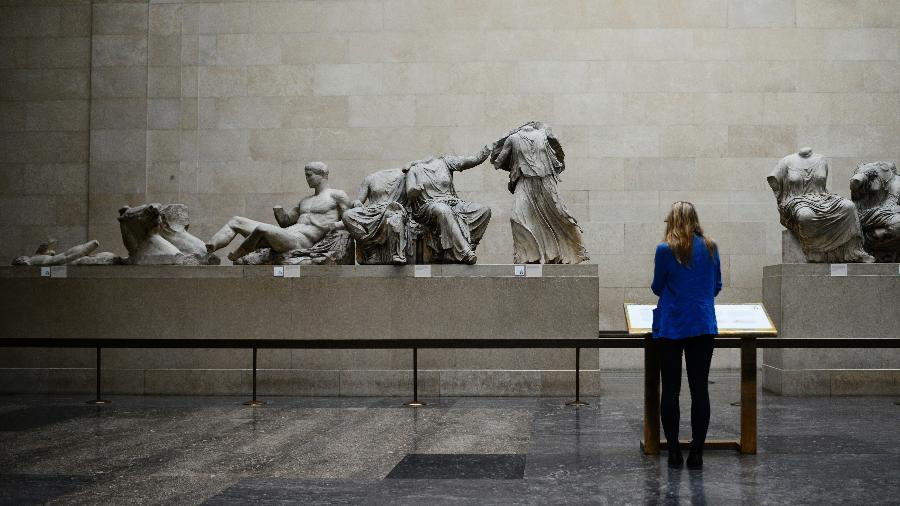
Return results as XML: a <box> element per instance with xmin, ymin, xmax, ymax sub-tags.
<box><xmin>409</xmin><ymin>158</ymin><xmax>456</xmax><ymax>204</ymax></box>
<box><xmin>365</xmin><ymin>169</ymin><xmax>405</xmax><ymax>205</ymax></box>
<box><xmin>781</xmin><ymin>153</ymin><xmax>828</xmax><ymax>200</ymax></box>
<box><xmin>508</xmin><ymin>128</ymin><xmax>556</xmax><ymax>179</ymax></box>
<box><xmin>295</xmin><ymin>190</ymin><xmax>341</xmax><ymax>229</ymax></box>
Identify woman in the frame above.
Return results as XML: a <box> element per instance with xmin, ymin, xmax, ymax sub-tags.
<box><xmin>651</xmin><ymin>201</ymin><xmax>722</xmax><ymax>470</ymax></box>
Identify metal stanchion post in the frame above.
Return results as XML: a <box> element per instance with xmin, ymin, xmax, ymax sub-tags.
<box><xmin>86</xmin><ymin>346</ymin><xmax>110</xmax><ymax>405</ymax></box>
<box><xmin>243</xmin><ymin>347</ymin><xmax>266</xmax><ymax>406</ymax></box>
<box><xmin>566</xmin><ymin>347</ymin><xmax>588</xmax><ymax>407</ymax></box>
<box><xmin>405</xmin><ymin>347</ymin><xmax>425</xmax><ymax>407</ymax></box>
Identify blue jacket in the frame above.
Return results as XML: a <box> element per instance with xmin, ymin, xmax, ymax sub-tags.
<box><xmin>651</xmin><ymin>235</ymin><xmax>722</xmax><ymax>339</ymax></box>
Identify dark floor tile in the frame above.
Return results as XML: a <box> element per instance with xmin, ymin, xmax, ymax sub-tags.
<box><xmin>0</xmin><ymin>406</ymin><xmax>101</xmax><ymax>431</ymax></box>
<box><xmin>758</xmin><ymin>434</ymin><xmax>888</xmax><ymax>454</ymax></box>
<box><xmin>384</xmin><ymin>454</ymin><xmax>525</xmax><ymax>480</ymax></box>
<box><xmin>0</xmin><ymin>474</ymin><xmax>93</xmax><ymax>505</ymax></box>
<box><xmin>203</xmin><ymin>478</ymin><xmax>374</xmax><ymax>505</ymax></box>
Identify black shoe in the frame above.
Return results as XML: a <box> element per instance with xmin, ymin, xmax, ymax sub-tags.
<box><xmin>686</xmin><ymin>452</ymin><xmax>703</xmax><ymax>470</ymax></box>
<box><xmin>667</xmin><ymin>447</ymin><xmax>684</xmax><ymax>469</ymax></box>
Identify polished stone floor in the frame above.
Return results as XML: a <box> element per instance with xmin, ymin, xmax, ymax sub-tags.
<box><xmin>1</xmin><ymin>373</ymin><xmax>898</xmax><ymax>505</ymax></box>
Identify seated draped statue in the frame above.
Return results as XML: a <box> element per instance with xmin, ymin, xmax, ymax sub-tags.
<box><xmin>342</xmin><ymin>168</ymin><xmax>411</xmax><ymax>265</ymax></box>
<box><xmin>491</xmin><ymin>121</ymin><xmax>589</xmax><ymax>264</ymax></box>
<box><xmin>117</xmin><ymin>203</ymin><xmax>220</xmax><ymax>265</ymax></box>
<box><xmin>206</xmin><ymin>162</ymin><xmax>354</xmax><ymax>265</ymax></box>
<box><xmin>850</xmin><ymin>161</ymin><xmax>900</xmax><ymax>262</ymax></box>
<box><xmin>767</xmin><ymin>148</ymin><xmax>873</xmax><ymax>263</ymax></box>
<box><xmin>402</xmin><ymin>145</ymin><xmax>493</xmax><ymax>264</ymax></box>
<box><xmin>11</xmin><ymin>238</ymin><xmax>113</xmax><ymax>266</ymax></box>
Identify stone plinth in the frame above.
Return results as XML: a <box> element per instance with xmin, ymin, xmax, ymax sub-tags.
<box><xmin>762</xmin><ymin>263</ymin><xmax>900</xmax><ymax>395</ymax></box>
<box><xmin>0</xmin><ymin>265</ymin><xmax>599</xmax><ymax>396</ymax></box>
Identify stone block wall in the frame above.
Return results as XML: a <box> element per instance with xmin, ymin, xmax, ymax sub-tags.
<box><xmin>0</xmin><ymin>1</ymin><xmax>92</xmax><ymax>261</ymax></box>
<box><xmin>1</xmin><ymin>1</ymin><xmax>899</xmax><ymax>369</ymax></box>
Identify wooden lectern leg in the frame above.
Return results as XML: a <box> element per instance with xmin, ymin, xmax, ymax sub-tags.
<box><xmin>643</xmin><ymin>336</ymin><xmax>661</xmax><ymax>454</ymax></box>
<box><xmin>740</xmin><ymin>337</ymin><xmax>758</xmax><ymax>454</ymax></box>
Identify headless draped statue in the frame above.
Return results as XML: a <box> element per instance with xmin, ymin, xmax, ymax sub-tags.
<box><xmin>767</xmin><ymin>148</ymin><xmax>873</xmax><ymax>263</ymax></box>
<box><xmin>403</xmin><ymin>145</ymin><xmax>493</xmax><ymax>264</ymax></box>
<box><xmin>491</xmin><ymin>122</ymin><xmax>589</xmax><ymax>264</ymax></box>
<box><xmin>342</xmin><ymin>168</ymin><xmax>411</xmax><ymax>265</ymax></box>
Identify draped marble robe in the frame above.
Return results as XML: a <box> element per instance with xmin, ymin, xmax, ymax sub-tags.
<box><xmin>403</xmin><ymin>147</ymin><xmax>492</xmax><ymax>264</ymax></box>
<box><xmin>767</xmin><ymin>149</ymin><xmax>872</xmax><ymax>263</ymax></box>
<box><xmin>850</xmin><ymin>161</ymin><xmax>900</xmax><ymax>261</ymax></box>
<box><xmin>342</xmin><ymin>168</ymin><xmax>411</xmax><ymax>265</ymax></box>
<box><xmin>491</xmin><ymin>123</ymin><xmax>589</xmax><ymax>264</ymax></box>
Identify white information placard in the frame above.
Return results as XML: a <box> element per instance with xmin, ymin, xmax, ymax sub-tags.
<box><xmin>50</xmin><ymin>266</ymin><xmax>67</xmax><ymax>278</ymax></box>
<box><xmin>624</xmin><ymin>303</ymin><xmax>776</xmax><ymax>335</ymax></box>
<box><xmin>830</xmin><ymin>264</ymin><xmax>848</xmax><ymax>277</ymax></box>
<box><xmin>513</xmin><ymin>265</ymin><xmax>525</xmax><ymax>277</ymax></box>
<box><xmin>272</xmin><ymin>266</ymin><xmax>284</xmax><ymax>277</ymax></box>
<box><xmin>284</xmin><ymin>265</ymin><xmax>301</xmax><ymax>278</ymax></box>
<box><xmin>525</xmin><ymin>264</ymin><xmax>542</xmax><ymax>277</ymax></box>
<box><xmin>414</xmin><ymin>265</ymin><xmax>432</xmax><ymax>278</ymax></box>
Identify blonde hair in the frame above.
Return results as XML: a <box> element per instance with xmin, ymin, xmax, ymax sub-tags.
<box><xmin>664</xmin><ymin>201</ymin><xmax>716</xmax><ymax>266</ymax></box>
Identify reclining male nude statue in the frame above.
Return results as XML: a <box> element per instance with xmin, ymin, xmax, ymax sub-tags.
<box><xmin>206</xmin><ymin>161</ymin><xmax>354</xmax><ymax>264</ymax></box>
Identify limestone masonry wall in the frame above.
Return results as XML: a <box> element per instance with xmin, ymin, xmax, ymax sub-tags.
<box><xmin>1</xmin><ymin>1</ymin><xmax>898</xmax><ymax>365</ymax></box>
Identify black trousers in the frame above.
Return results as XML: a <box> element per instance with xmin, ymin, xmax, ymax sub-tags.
<box><xmin>658</xmin><ymin>335</ymin><xmax>715</xmax><ymax>453</ymax></box>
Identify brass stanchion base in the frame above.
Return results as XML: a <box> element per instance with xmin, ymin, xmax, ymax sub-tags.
<box><xmin>87</xmin><ymin>399</ymin><xmax>110</xmax><ymax>405</ymax></box>
<box><xmin>566</xmin><ymin>400</ymin><xmax>589</xmax><ymax>407</ymax></box>
<box><xmin>405</xmin><ymin>401</ymin><xmax>426</xmax><ymax>407</ymax></box>
<box><xmin>243</xmin><ymin>400</ymin><xmax>266</xmax><ymax>407</ymax></box>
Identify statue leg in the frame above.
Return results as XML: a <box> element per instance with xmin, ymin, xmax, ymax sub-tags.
<box><xmin>386</xmin><ymin>212</ymin><xmax>407</xmax><ymax>264</ymax></box>
<box><xmin>207</xmin><ymin>216</ymin><xmax>262</xmax><ymax>253</ymax></box>
<box><xmin>431</xmin><ymin>203</ymin><xmax>476</xmax><ymax>263</ymax></box>
<box><xmin>61</xmin><ymin>240</ymin><xmax>100</xmax><ymax>263</ymax></box>
<box><xmin>228</xmin><ymin>224</ymin><xmax>309</xmax><ymax>261</ymax></box>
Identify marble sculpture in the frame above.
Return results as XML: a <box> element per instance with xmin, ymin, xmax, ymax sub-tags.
<box><xmin>491</xmin><ymin>121</ymin><xmax>589</xmax><ymax>264</ymax></box>
<box><xmin>342</xmin><ymin>168</ymin><xmax>412</xmax><ymax>265</ymax></box>
<box><xmin>402</xmin><ymin>145</ymin><xmax>494</xmax><ymax>264</ymax></box>
<box><xmin>11</xmin><ymin>238</ymin><xmax>114</xmax><ymax>266</ymax></box>
<box><xmin>119</xmin><ymin>203</ymin><xmax>220</xmax><ymax>265</ymax></box>
<box><xmin>850</xmin><ymin>161</ymin><xmax>900</xmax><ymax>262</ymax></box>
<box><xmin>206</xmin><ymin>162</ymin><xmax>354</xmax><ymax>265</ymax></box>
<box><xmin>767</xmin><ymin>148</ymin><xmax>873</xmax><ymax>263</ymax></box>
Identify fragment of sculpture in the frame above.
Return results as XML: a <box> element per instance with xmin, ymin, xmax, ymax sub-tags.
<box><xmin>206</xmin><ymin>162</ymin><xmax>354</xmax><ymax>265</ymax></box>
<box><xmin>491</xmin><ymin>121</ymin><xmax>589</xmax><ymax>264</ymax></box>
<box><xmin>401</xmin><ymin>145</ymin><xmax>494</xmax><ymax>264</ymax></box>
<box><xmin>767</xmin><ymin>148</ymin><xmax>873</xmax><ymax>263</ymax></box>
<box><xmin>342</xmin><ymin>168</ymin><xmax>411</xmax><ymax>265</ymax></box>
<box><xmin>850</xmin><ymin>161</ymin><xmax>900</xmax><ymax>262</ymax></box>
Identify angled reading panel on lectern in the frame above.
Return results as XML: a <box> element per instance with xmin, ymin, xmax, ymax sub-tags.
<box><xmin>623</xmin><ymin>303</ymin><xmax>777</xmax><ymax>335</ymax></box>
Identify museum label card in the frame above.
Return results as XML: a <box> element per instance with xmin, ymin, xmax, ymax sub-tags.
<box><xmin>525</xmin><ymin>264</ymin><xmax>543</xmax><ymax>277</ymax></box>
<box><xmin>50</xmin><ymin>266</ymin><xmax>67</xmax><ymax>278</ymax></box>
<box><xmin>273</xmin><ymin>266</ymin><xmax>284</xmax><ymax>277</ymax></box>
<box><xmin>830</xmin><ymin>264</ymin><xmax>848</xmax><ymax>276</ymax></box>
<box><xmin>414</xmin><ymin>265</ymin><xmax>432</xmax><ymax>278</ymax></box>
<box><xmin>513</xmin><ymin>265</ymin><xmax>525</xmax><ymax>277</ymax></box>
<box><xmin>284</xmin><ymin>265</ymin><xmax>301</xmax><ymax>278</ymax></box>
